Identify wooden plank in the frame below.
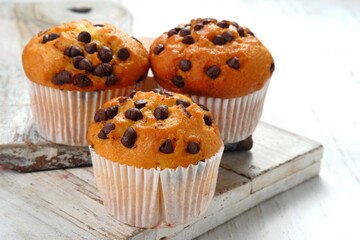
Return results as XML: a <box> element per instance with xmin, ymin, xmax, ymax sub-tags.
<box><xmin>0</xmin><ymin>168</ymin><xmax>136</xmax><ymax>239</ymax></box>
<box><xmin>0</xmin><ymin>158</ymin><xmax>246</xmax><ymax>239</ymax></box>
<box><xmin>134</xmin><ymin>135</ymin><xmax>322</xmax><ymax>239</ymax></box>
<box><xmin>0</xmin><ymin>122</ymin><xmax>322</xmax><ymax>239</ymax></box>
<box><xmin>221</xmin><ymin>122</ymin><xmax>323</xmax><ymax>192</ymax></box>
<box><xmin>150</xmin><ymin>162</ymin><xmax>321</xmax><ymax>240</ymax></box>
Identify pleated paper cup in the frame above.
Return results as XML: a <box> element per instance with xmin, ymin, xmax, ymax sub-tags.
<box><xmin>29</xmin><ymin>81</ymin><xmax>145</xmax><ymax>146</ymax></box>
<box><xmin>188</xmin><ymin>80</ymin><xmax>270</xmax><ymax>144</ymax></box>
<box><xmin>90</xmin><ymin>145</ymin><xmax>224</xmax><ymax>229</ymax></box>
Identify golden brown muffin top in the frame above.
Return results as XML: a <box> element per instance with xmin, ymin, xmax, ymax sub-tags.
<box><xmin>87</xmin><ymin>90</ymin><xmax>222</xmax><ymax>169</ymax></box>
<box><xmin>22</xmin><ymin>20</ymin><xmax>149</xmax><ymax>91</ymax></box>
<box><xmin>149</xmin><ymin>18</ymin><xmax>274</xmax><ymax>98</ymax></box>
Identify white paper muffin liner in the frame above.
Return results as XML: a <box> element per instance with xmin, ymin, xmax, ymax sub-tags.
<box><xmin>90</xmin><ymin>145</ymin><xmax>224</xmax><ymax>229</ymax></box>
<box><xmin>29</xmin><ymin>81</ymin><xmax>145</xmax><ymax>146</ymax></box>
<box><xmin>188</xmin><ymin>80</ymin><xmax>271</xmax><ymax>143</ymax></box>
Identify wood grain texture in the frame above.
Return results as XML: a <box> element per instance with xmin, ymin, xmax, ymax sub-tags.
<box><xmin>221</xmin><ymin>123</ymin><xmax>323</xmax><ymax>193</ymax></box>
<box><xmin>0</xmin><ymin>121</ymin><xmax>322</xmax><ymax>239</ymax></box>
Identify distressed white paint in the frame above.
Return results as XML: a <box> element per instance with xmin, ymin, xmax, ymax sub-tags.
<box><xmin>0</xmin><ymin>120</ymin><xmax>322</xmax><ymax>239</ymax></box>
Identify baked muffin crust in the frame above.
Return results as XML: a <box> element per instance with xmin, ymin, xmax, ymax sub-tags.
<box><xmin>87</xmin><ymin>90</ymin><xmax>222</xmax><ymax>169</ymax></box>
<box><xmin>22</xmin><ymin>20</ymin><xmax>149</xmax><ymax>91</ymax></box>
<box><xmin>149</xmin><ymin>18</ymin><xmax>274</xmax><ymax>98</ymax></box>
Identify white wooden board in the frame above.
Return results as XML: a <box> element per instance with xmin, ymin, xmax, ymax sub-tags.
<box><xmin>0</xmin><ymin>122</ymin><xmax>322</xmax><ymax>239</ymax></box>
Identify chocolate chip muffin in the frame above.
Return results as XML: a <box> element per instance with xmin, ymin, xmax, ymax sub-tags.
<box><xmin>22</xmin><ymin>20</ymin><xmax>149</xmax><ymax>146</ymax></box>
<box><xmin>23</xmin><ymin>19</ymin><xmax>149</xmax><ymax>91</ymax></box>
<box><xmin>87</xmin><ymin>90</ymin><xmax>224</xmax><ymax>228</ymax></box>
<box><xmin>87</xmin><ymin>89</ymin><xmax>222</xmax><ymax>169</ymax></box>
<box><xmin>149</xmin><ymin>18</ymin><xmax>274</xmax><ymax>148</ymax></box>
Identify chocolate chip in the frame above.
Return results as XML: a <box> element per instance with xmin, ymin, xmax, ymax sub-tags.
<box><xmin>48</xmin><ymin>33</ymin><xmax>60</xmax><ymax>40</ymax></box>
<box><xmin>237</xmin><ymin>28</ymin><xmax>245</xmax><ymax>37</ymax></box>
<box><xmin>154</xmin><ymin>44</ymin><xmax>165</xmax><ymax>55</ymax></box>
<box><xmin>98</xmin><ymin>46</ymin><xmax>113</xmax><ymax>63</ymax></box>
<box><xmin>73</xmin><ymin>56</ymin><xmax>84</xmax><ymax>68</ymax></box>
<box><xmin>206</xmin><ymin>65</ymin><xmax>220</xmax><ymax>79</ymax></box>
<box><xmin>102</xmin><ymin>122</ymin><xmax>115</xmax><ymax>134</ymax></box>
<box><xmin>125</xmin><ymin>108</ymin><xmax>143</xmax><ymax>121</ymax></box>
<box><xmin>194</xmin><ymin>23</ymin><xmax>204</xmax><ymax>31</ymax></box>
<box><xmin>94</xmin><ymin>109</ymin><xmax>107</xmax><ymax>122</ymax></box>
<box><xmin>52</xmin><ymin>70</ymin><xmax>72</xmax><ymax>85</ymax></box>
<box><xmin>231</xmin><ymin>22</ymin><xmax>239</xmax><ymax>28</ymax></box>
<box><xmin>176</xmin><ymin>98</ymin><xmax>190</xmax><ymax>108</ymax></box>
<box><xmin>85</xmin><ymin>43</ymin><xmax>97</xmax><ymax>54</ymax></box>
<box><xmin>132</xmin><ymin>36</ymin><xmax>142</xmax><ymax>44</ymax></box>
<box><xmin>270</xmin><ymin>62</ymin><xmax>275</xmax><ymax>73</ymax></box>
<box><xmin>202</xmin><ymin>18</ymin><xmax>216</xmax><ymax>25</ymax></box>
<box><xmin>204</xmin><ymin>114</ymin><xmax>213</xmax><ymax>126</ymax></box>
<box><xmin>93</xmin><ymin>24</ymin><xmax>104</xmax><ymax>27</ymax></box>
<box><xmin>136</xmin><ymin>75</ymin><xmax>144</xmax><ymax>83</ymax></box>
<box><xmin>178</xmin><ymin>104</ymin><xmax>191</xmax><ymax>117</ymax></box>
<box><xmin>128</xmin><ymin>90</ymin><xmax>137</xmax><ymax>98</ymax></box>
<box><xmin>226</xmin><ymin>57</ymin><xmax>240</xmax><ymax>69</ymax></box>
<box><xmin>175</xmin><ymin>26</ymin><xmax>184</xmax><ymax>32</ymax></box>
<box><xmin>93</xmin><ymin>63</ymin><xmax>112</xmax><ymax>76</ymax></box>
<box><xmin>106</xmin><ymin>105</ymin><xmax>118</xmax><ymax>119</ymax></box>
<box><xmin>217</xmin><ymin>21</ymin><xmax>229</xmax><ymax>28</ymax></box>
<box><xmin>78</xmin><ymin>58</ymin><xmax>92</xmax><ymax>72</ymax></box>
<box><xmin>247</xmin><ymin>30</ymin><xmax>255</xmax><ymax>36</ymax></box>
<box><xmin>222</xmin><ymin>31</ymin><xmax>234</xmax><ymax>42</ymax></box>
<box><xmin>104</xmin><ymin>74</ymin><xmax>117</xmax><ymax>86</ymax></box>
<box><xmin>179</xmin><ymin>28</ymin><xmax>191</xmax><ymax>37</ymax></box>
<box><xmin>76</xmin><ymin>74</ymin><xmax>92</xmax><ymax>87</ymax></box>
<box><xmin>212</xmin><ymin>35</ymin><xmax>225</xmax><ymax>45</ymax></box>
<box><xmin>119</xmin><ymin>97</ymin><xmax>128</xmax><ymax>103</ymax></box>
<box><xmin>97</xmin><ymin>130</ymin><xmax>108</xmax><ymax>139</ymax></box>
<box><xmin>159</xmin><ymin>90</ymin><xmax>173</xmax><ymax>97</ymax></box>
<box><xmin>182</xmin><ymin>35</ymin><xmax>194</xmax><ymax>44</ymax></box>
<box><xmin>159</xmin><ymin>139</ymin><xmax>174</xmax><ymax>153</ymax></box>
<box><xmin>117</xmin><ymin>48</ymin><xmax>130</xmax><ymax>60</ymax></box>
<box><xmin>42</xmin><ymin>33</ymin><xmax>60</xmax><ymax>43</ymax></box>
<box><xmin>167</xmin><ymin>29</ymin><xmax>177</xmax><ymax>37</ymax></box>
<box><xmin>172</xmin><ymin>76</ymin><xmax>185</xmax><ymax>88</ymax></box>
<box><xmin>134</xmin><ymin>99</ymin><xmax>147</xmax><ymax>109</ymax></box>
<box><xmin>69</xmin><ymin>7</ymin><xmax>91</xmax><ymax>13</ymax></box>
<box><xmin>202</xmin><ymin>20</ymin><xmax>211</xmax><ymax>25</ymax></box>
<box><xmin>78</xmin><ymin>31</ymin><xmax>91</xmax><ymax>43</ymax></box>
<box><xmin>197</xmin><ymin>103</ymin><xmax>209</xmax><ymax>111</ymax></box>
<box><xmin>187</xmin><ymin>141</ymin><xmax>200</xmax><ymax>154</ymax></box>
<box><xmin>179</xmin><ymin>59</ymin><xmax>191</xmax><ymax>71</ymax></box>
<box><xmin>121</xmin><ymin>127</ymin><xmax>137</xmax><ymax>148</ymax></box>
<box><xmin>64</xmin><ymin>46</ymin><xmax>84</xmax><ymax>57</ymax></box>
<box><xmin>154</xmin><ymin>105</ymin><xmax>169</xmax><ymax>120</ymax></box>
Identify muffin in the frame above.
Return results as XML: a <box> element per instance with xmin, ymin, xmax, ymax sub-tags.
<box><xmin>22</xmin><ymin>19</ymin><xmax>149</xmax><ymax>146</ymax></box>
<box><xmin>149</xmin><ymin>18</ymin><xmax>274</xmax><ymax>149</ymax></box>
<box><xmin>87</xmin><ymin>90</ymin><xmax>224</xmax><ymax>228</ymax></box>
